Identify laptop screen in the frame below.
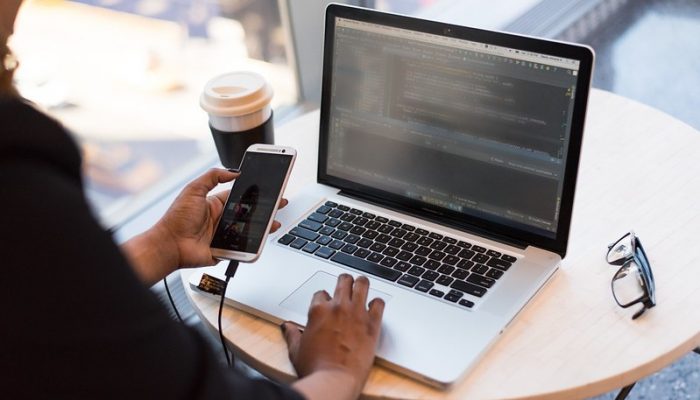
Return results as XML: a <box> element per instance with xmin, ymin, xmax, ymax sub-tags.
<box><xmin>320</xmin><ymin>10</ymin><xmax>590</xmax><ymax>248</ymax></box>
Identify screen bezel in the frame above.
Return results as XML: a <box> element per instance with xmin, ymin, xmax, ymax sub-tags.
<box><xmin>211</xmin><ymin>145</ymin><xmax>296</xmax><ymax>262</ymax></box>
<box><xmin>317</xmin><ymin>4</ymin><xmax>594</xmax><ymax>257</ymax></box>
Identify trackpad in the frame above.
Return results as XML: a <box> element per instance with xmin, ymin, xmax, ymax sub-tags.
<box><xmin>280</xmin><ymin>271</ymin><xmax>392</xmax><ymax>319</ymax></box>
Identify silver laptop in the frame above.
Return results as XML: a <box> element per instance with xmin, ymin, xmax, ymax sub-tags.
<box><xmin>191</xmin><ymin>4</ymin><xmax>593</xmax><ymax>388</ymax></box>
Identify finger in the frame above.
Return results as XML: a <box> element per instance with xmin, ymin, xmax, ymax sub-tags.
<box><xmin>352</xmin><ymin>275</ymin><xmax>370</xmax><ymax>307</ymax></box>
<box><xmin>333</xmin><ymin>274</ymin><xmax>354</xmax><ymax>302</ymax></box>
<box><xmin>368</xmin><ymin>298</ymin><xmax>386</xmax><ymax>334</ymax></box>
<box><xmin>187</xmin><ymin>169</ymin><xmax>238</xmax><ymax>197</ymax></box>
<box><xmin>310</xmin><ymin>289</ymin><xmax>331</xmax><ymax>309</ymax></box>
<box><xmin>278</xmin><ymin>198</ymin><xmax>289</xmax><ymax>209</ymax></box>
<box><xmin>269</xmin><ymin>220</ymin><xmax>282</xmax><ymax>233</ymax></box>
<box><xmin>281</xmin><ymin>321</ymin><xmax>303</xmax><ymax>362</ymax></box>
<box><xmin>213</xmin><ymin>189</ymin><xmax>230</xmax><ymax>206</ymax></box>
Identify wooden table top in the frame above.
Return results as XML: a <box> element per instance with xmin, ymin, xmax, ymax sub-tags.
<box><xmin>183</xmin><ymin>88</ymin><xmax>700</xmax><ymax>399</ymax></box>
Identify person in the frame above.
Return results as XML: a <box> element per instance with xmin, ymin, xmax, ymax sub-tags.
<box><xmin>0</xmin><ymin>2</ymin><xmax>385</xmax><ymax>399</ymax></box>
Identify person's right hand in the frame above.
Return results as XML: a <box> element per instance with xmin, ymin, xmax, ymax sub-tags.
<box><xmin>282</xmin><ymin>274</ymin><xmax>385</xmax><ymax>398</ymax></box>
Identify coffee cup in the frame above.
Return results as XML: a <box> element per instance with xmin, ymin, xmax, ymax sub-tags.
<box><xmin>200</xmin><ymin>71</ymin><xmax>274</xmax><ymax>169</ymax></box>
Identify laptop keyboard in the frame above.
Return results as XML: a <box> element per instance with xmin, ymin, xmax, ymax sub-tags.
<box><xmin>277</xmin><ymin>201</ymin><xmax>518</xmax><ymax>309</ymax></box>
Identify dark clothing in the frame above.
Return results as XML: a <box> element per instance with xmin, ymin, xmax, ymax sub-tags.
<box><xmin>0</xmin><ymin>97</ymin><xmax>303</xmax><ymax>400</ymax></box>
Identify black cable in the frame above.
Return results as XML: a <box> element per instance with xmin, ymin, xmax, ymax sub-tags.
<box><xmin>219</xmin><ymin>260</ymin><xmax>240</xmax><ymax>367</ymax></box>
<box><xmin>164</xmin><ymin>274</ymin><xmax>184</xmax><ymax>323</ymax></box>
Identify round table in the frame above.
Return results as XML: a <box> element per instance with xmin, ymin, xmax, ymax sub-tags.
<box><xmin>183</xmin><ymin>89</ymin><xmax>700</xmax><ymax>399</ymax></box>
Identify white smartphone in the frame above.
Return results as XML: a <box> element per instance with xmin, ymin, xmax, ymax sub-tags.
<box><xmin>210</xmin><ymin>144</ymin><xmax>296</xmax><ymax>262</ymax></box>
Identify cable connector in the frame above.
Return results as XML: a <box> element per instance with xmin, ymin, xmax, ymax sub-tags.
<box><xmin>225</xmin><ymin>260</ymin><xmax>239</xmax><ymax>278</ymax></box>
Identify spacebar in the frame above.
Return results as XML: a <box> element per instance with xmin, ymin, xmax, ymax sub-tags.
<box><xmin>330</xmin><ymin>253</ymin><xmax>402</xmax><ymax>282</ymax></box>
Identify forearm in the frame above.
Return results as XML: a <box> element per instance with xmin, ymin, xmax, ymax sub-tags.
<box><xmin>292</xmin><ymin>370</ymin><xmax>360</xmax><ymax>400</ymax></box>
<box><xmin>121</xmin><ymin>223</ymin><xmax>180</xmax><ymax>286</ymax></box>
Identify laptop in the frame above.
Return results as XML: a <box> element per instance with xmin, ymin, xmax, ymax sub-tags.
<box><xmin>190</xmin><ymin>4</ymin><xmax>593</xmax><ymax>388</ymax></box>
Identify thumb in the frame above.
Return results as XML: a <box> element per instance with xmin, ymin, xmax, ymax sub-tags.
<box><xmin>281</xmin><ymin>321</ymin><xmax>303</xmax><ymax>361</ymax></box>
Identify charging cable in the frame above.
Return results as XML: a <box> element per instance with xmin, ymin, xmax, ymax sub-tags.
<box><xmin>219</xmin><ymin>260</ymin><xmax>239</xmax><ymax>367</ymax></box>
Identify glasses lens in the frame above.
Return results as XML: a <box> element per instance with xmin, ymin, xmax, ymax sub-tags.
<box><xmin>612</xmin><ymin>261</ymin><xmax>646</xmax><ymax>307</ymax></box>
<box><xmin>607</xmin><ymin>233</ymin><xmax>634</xmax><ymax>264</ymax></box>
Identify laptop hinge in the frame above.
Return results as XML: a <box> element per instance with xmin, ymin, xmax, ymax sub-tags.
<box><xmin>338</xmin><ymin>190</ymin><xmax>528</xmax><ymax>250</ymax></box>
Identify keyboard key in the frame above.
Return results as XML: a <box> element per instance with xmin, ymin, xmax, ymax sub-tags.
<box><xmin>316</xmin><ymin>236</ymin><xmax>332</xmax><ymax>246</ymax></box>
<box><xmin>444</xmin><ymin>245</ymin><xmax>461</xmax><ymax>255</ymax></box>
<box><xmin>457</xmin><ymin>259</ymin><xmax>474</xmax><ymax>270</ymax></box>
<box><xmin>338</xmin><ymin>222</ymin><xmax>353</xmax><ymax>231</ymax></box>
<box><xmin>429</xmin><ymin>232</ymin><xmax>443</xmax><ymax>240</ymax></box>
<box><xmin>375</xmin><ymin>216</ymin><xmax>389</xmax><ymax>223</ymax></box>
<box><xmin>408</xmin><ymin>266</ymin><xmax>426</xmax><ymax>277</ymax></box>
<box><xmin>290</xmin><ymin>238</ymin><xmax>308</xmax><ymax>249</ymax></box>
<box><xmin>382</xmin><ymin>247</ymin><xmax>399</xmax><ymax>257</ymax></box>
<box><xmin>452</xmin><ymin>269</ymin><xmax>469</xmax><ymax>280</ymax></box>
<box><xmin>402</xmin><ymin>224</ymin><xmax>415</xmax><ymax>231</ymax></box>
<box><xmin>388</xmin><ymin>238</ymin><xmax>405</xmax><ymax>248</ymax></box>
<box><xmin>315</xmin><ymin>247</ymin><xmax>335</xmax><ymax>259</ymax></box>
<box><xmin>390</xmin><ymin>229</ymin><xmax>407</xmax><ymax>239</ymax></box>
<box><xmin>369</xmin><ymin>243</ymin><xmax>386</xmax><ymax>252</ymax></box>
<box><xmin>316</xmin><ymin>205</ymin><xmax>332</xmax><ymax>214</ymax></box>
<box><xmin>362</xmin><ymin>230</ymin><xmax>379</xmax><ymax>240</ymax></box>
<box><xmin>429</xmin><ymin>289</ymin><xmax>445</xmax><ymax>298</ymax></box>
<box><xmin>329</xmin><ymin>240</ymin><xmax>345</xmax><ymax>250</ymax></box>
<box><xmin>326</xmin><ymin>218</ymin><xmax>341</xmax><ymax>227</ymax></box>
<box><xmin>344</xmin><ymin>234</ymin><xmax>360</xmax><ymax>244</ymax></box>
<box><xmin>397</xmin><ymin>274</ymin><xmax>419</xmax><ymax>288</ymax></box>
<box><xmin>339</xmin><ymin>214</ymin><xmax>356</xmax><ymax>222</ymax></box>
<box><xmin>365</xmin><ymin>221</ymin><xmax>381</xmax><ymax>230</ymax></box>
<box><xmin>357</xmin><ymin>238</ymin><xmax>373</xmax><ymax>248</ymax></box>
<box><xmin>467</xmin><ymin>274</ymin><xmax>496</xmax><ymax>288</ymax></box>
<box><xmin>341</xmin><ymin>244</ymin><xmax>358</xmax><ymax>254</ymax></box>
<box><xmin>438</xmin><ymin>264</ymin><xmax>455</xmax><ymax>275</ymax></box>
<box><xmin>458</xmin><ymin>249</ymin><xmax>475</xmax><ymax>259</ymax></box>
<box><xmin>299</xmin><ymin>219</ymin><xmax>323</xmax><ymax>232</ymax></box>
<box><xmin>290</xmin><ymin>227</ymin><xmax>319</xmax><ymax>242</ymax></box>
<box><xmin>380</xmin><ymin>257</ymin><xmax>397</xmax><ymax>268</ymax></box>
<box><xmin>459</xmin><ymin>299</ymin><xmax>475</xmax><ymax>308</ymax></box>
<box><xmin>428</xmin><ymin>250</ymin><xmax>446</xmax><ymax>261</ymax></box>
<box><xmin>403</xmin><ymin>232</ymin><xmax>420</xmax><ymax>242</ymax></box>
<box><xmin>409</xmin><ymin>255</ymin><xmax>427</xmax><ymax>266</ymax></box>
<box><xmin>324</xmin><ymin>201</ymin><xmax>338</xmax><ymax>207</ymax></box>
<box><xmin>401</xmin><ymin>242</ymin><xmax>418</xmax><ymax>252</ymax></box>
<box><xmin>353</xmin><ymin>217</ymin><xmax>369</xmax><ymax>227</ymax></box>
<box><xmin>436</xmin><ymin>275</ymin><xmax>454</xmax><ymax>286</ymax></box>
<box><xmin>457</xmin><ymin>241</ymin><xmax>471</xmax><ymax>248</ymax></box>
<box><xmin>362</xmin><ymin>212</ymin><xmax>376</xmax><ymax>219</ymax></box>
<box><xmin>337</xmin><ymin>205</ymin><xmax>350</xmax><ymax>211</ymax></box>
<box><xmin>319</xmin><ymin>226</ymin><xmax>335</xmax><ymax>236</ymax></box>
<box><xmin>328</xmin><ymin>209</ymin><xmax>343</xmax><ymax>218</ymax></box>
<box><xmin>331</xmin><ymin>252</ymin><xmax>401</xmax><ymax>282</ymax></box>
<box><xmin>443</xmin><ymin>255</ymin><xmax>460</xmax><ymax>265</ymax></box>
<box><xmin>394</xmin><ymin>261</ymin><xmax>411</xmax><ymax>272</ymax></box>
<box><xmin>416</xmin><ymin>236</ymin><xmax>433</xmax><ymax>246</ymax></box>
<box><xmin>422</xmin><ymin>270</ymin><xmax>439</xmax><ymax>281</ymax></box>
<box><xmin>486</xmin><ymin>269</ymin><xmax>504</xmax><ymax>279</ymax></box>
<box><xmin>502</xmin><ymin>254</ymin><xmax>517</xmax><ymax>263</ymax></box>
<box><xmin>388</xmin><ymin>220</ymin><xmax>402</xmax><ymax>227</ymax></box>
<box><xmin>445</xmin><ymin>293</ymin><xmax>462</xmax><ymax>303</ymax></box>
<box><xmin>415</xmin><ymin>228</ymin><xmax>429</xmax><ymax>235</ymax></box>
<box><xmin>473</xmin><ymin>254</ymin><xmax>489</xmax><ymax>264</ymax></box>
<box><xmin>472</xmin><ymin>245</ymin><xmax>487</xmax><ymax>253</ymax></box>
<box><xmin>332</xmin><ymin>230</ymin><xmax>348</xmax><ymax>240</ymax></box>
<box><xmin>487</xmin><ymin>258</ymin><xmax>513</xmax><ymax>270</ymax></box>
<box><xmin>349</xmin><ymin>226</ymin><xmax>366</xmax><ymax>235</ymax></box>
<box><xmin>424</xmin><ymin>260</ymin><xmax>441</xmax><ymax>270</ymax></box>
<box><xmin>486</xmin><ymin>250</ymin><xmax>502</xmax><ymax>258</ymax></box>
<box><xmin>396</xmin><ymin>251</ymin><xmax>413</xmax><ymax>261</ymax></box>
<box><xmin>430</xmin><ymin>241</ymin><xmax>447</xmax><ymax>251</ymax></box>
<box><xmin>367</xmin><ymin>252</ymin><xmax>384</xmax><ymax>263</ymax></box>
<box><xmin>376</xmin><ymin>234</ymin><xmax>391</xmax><ymax>244</ymax></box>
<box><xmin>451</xmin><ymin>280</ymin><xmax>487</xmax><ymax>297</ymax></box>
<box><xmin>278</xmin><ymin>234</ymin><xmax>295</xmax><ymax>245</ymax></box>
<box><xmin>308</xmin><ymin>213</ymin><xmax>328</xmax><ymax>223</ymax></box>
<box><xmin>472</xmin><ymin>264</ymin><xmax>489</xmax><ymax>275</ymax></box>
<box><xmin>415</xmin><ymin>246</ymin><xmax>432</xmax><ymax>256</ymax></box>
<box><xmin>350</xmin><ymin>208</ymin><xmax>363</xmax><ymax>215</ymax></box>
<box><xmin>355</xmin><ymin>248</ymin><xmax>371</xmax><ymax>259</ymax></box>
<box><xmin>443</xmin><ymin>237</ymin><xmax>457</xmax><ymax>245</ymax></box>
<box><xmin>378</xmin><ymin>225</ymin><xmax>394</xmax><ymax>234</ymax></box>
<box><xmin>303</xmin><ymin>242</ymin><xmax>320</xmax><ymax>253</ymax></box>
<box><xmin>415</xmin><ymin>280</ymin><xmax>434</xmax><ymax>292</ymax></box>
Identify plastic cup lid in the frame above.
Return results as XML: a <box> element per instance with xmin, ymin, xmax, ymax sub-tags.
<box><xmin>200</xmin><ymin>71</ymin><xmax>273</xmax><ymax>117</ymax></box>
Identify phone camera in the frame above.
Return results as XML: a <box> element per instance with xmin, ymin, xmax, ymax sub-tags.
<box><xmin>282</xmin><ymin>149</ymin><xmax>286</xmax><ymax>153</ymax></box>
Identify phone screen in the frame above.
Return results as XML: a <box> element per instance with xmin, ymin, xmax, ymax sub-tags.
<box><xmin>211</xmin><ymin>151</ymin><xmax>293</xmax><ymax>254</ymax></box>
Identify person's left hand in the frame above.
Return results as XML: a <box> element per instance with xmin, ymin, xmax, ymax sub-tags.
<box><xmin>156</xmin><ymin>168</ymin><xmax>288</xmax><ymax>268</ymax></box>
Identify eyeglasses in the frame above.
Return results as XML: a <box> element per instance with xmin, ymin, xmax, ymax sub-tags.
<box><xmin>606</xmin><ymin>232</ymin><xmax>656</xmax><ymax>319</ymax></box>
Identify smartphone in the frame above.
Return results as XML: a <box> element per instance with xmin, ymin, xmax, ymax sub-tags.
<box><xmin>210</xmin><ymin>144</ymin><xmax>296</xmax><ymax>262</ymax></box>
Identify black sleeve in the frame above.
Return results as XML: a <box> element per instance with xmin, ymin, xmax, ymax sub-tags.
<box><xmin>0</xmin><ymin>104</ymin><xmax>305</xmax><ymax>400</ymax></box>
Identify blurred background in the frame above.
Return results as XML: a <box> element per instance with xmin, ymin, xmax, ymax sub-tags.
<box><xmin>8</xmin><ymin>2</ymin><xmax>700</xmax><ymax>397</ymax></box>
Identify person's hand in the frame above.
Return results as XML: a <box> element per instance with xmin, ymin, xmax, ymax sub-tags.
<box><xmin>282</xmin><ymin>274</ymin><xmax>385</xmax><ymax>399</ymax></box>
<box><xmin>156</xmin><ymin>168</ymin><xmax>288</xmax><ymax>268</ymax></box>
